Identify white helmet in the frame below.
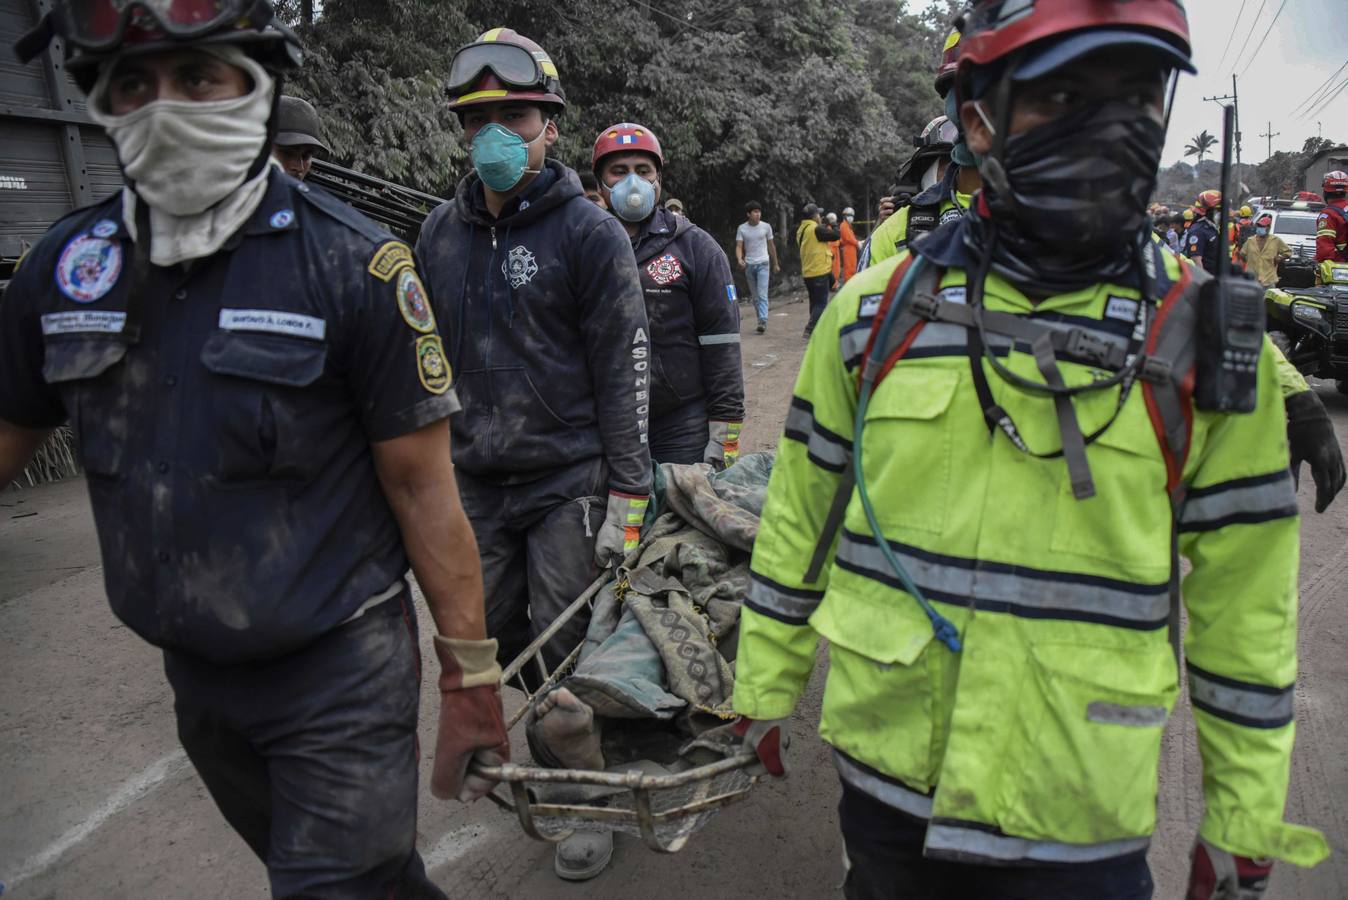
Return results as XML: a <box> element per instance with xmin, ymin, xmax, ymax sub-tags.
<box><xmin>843</xmin><ymin>206</ymin><xmax>855</xmax><ymax>216</ymax></box>
<box><xmin>826</xmin><ymin>211</ymin><xmax>838</xmax><ymax>224</ymax></box>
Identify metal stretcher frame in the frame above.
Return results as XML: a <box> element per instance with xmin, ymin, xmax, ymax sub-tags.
<box><xmin>470</xmin><ymin>569</ymin><xmax>761</xmax><ymax>853</ymax></box>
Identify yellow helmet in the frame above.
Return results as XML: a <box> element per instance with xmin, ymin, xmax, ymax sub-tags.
<box><xmin>1239</xmin><ymin>205</ymin><xmax>1252</xmax><ymax>217</ymax></box>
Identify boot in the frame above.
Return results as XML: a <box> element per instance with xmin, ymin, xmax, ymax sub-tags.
<box><xmin>554</xmin><ymin>830</ymin><xmax>614</xmax><ymax>881</ymax></box>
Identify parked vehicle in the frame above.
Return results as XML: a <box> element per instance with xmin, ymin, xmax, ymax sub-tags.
<box><xmin>1266</xmin><ymin>261</ymin><xmax>1348</xmax><ymax>394</ymax></box>
<box><xmin>1251</xmin><ymin>200</ymin><xmax>1325</xmax><ymax>289</ymax></box>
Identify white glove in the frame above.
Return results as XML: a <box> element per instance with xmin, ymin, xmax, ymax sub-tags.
<box><xmin>593</xmin><ymin>491</ymin><xmax>648</xmax><ymax>568</ymax></box>
<box><xmin>703</xmin><ymin>420</ymin><xmax>742</xmax><ymax>469</ymax></box>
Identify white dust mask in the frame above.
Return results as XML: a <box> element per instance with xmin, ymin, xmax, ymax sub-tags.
<box><xmin>89</xmin><ymin>48</ymin><xmax>274</xmax><ymax>217</ymax></box>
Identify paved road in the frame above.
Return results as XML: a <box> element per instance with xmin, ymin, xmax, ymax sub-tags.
<box><xmin>2</xmin><ymin>294</ymin><xmax>1345</xmax><ymax>899</ymax></box>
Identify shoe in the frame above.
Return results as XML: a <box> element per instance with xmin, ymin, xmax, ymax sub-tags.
<box><xmin>554</xmin><ymin>830</ymin><xmax>614</xmax><ymax>881</ymax></box>
<box><xmin>756</xmin><ymin>320</ymin><xmax>766</xmax><ymax>334</ymax></box>
<box><xmin>803</xmin><ymin>325</ymin><xmax>813</xmax><ymax>338</ymax></box>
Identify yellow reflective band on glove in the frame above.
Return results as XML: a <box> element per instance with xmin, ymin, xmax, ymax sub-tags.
<box><xmin>705</xmin><ymin>420</ymin><xmax>743</xmax><ymax>469</ymax></box>
<box><xmin>595</xmin><ymin>491</ymin><xmax>648</xmax><ymax>567</ymax></box>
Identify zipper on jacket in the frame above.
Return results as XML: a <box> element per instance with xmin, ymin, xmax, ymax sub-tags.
<box><xmin>490</xmin><ymin>226</ymin><xmax>497</xmax><ymax>250</ymax></box>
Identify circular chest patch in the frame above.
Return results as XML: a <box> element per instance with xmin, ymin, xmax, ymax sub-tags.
<box><xmin>91</xmin><ymin>219</ymin><xmax>118</xmax><ymax>238</ymax></box>
<box><xmin>270</xmin><ymin>209</ymin><xmax>295</xmax><ymax>229</ymax></box>
<box><xmin>646</xmin><ymin>254</ymin><xmax>684</xmax><ymax>286</ymax></box>
<box><xmin>396</xmin><ymin>268</ymin><xmax>436</xmax><ymax>333</ymax></box>
<box><xmin>56</xmin><ymin>233</ymin><xmax>123</xmax><ymax>303</ymax></box>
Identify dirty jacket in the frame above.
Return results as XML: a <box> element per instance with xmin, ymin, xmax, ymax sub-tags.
<box><xmin>733</xmin><ymin>223</ymin><xmax>1327</xmax><ymax>869</ymax></box>
<box><xmin>416</xmin><ymin>161</ymin><xmax>652</xmax><ymax>495</ymax></box>
<box><xmin>632</xmin><ymin>208</ymin><xmax>745</xmax><ymax>423</ymax></box>
<box><xmin>0</xmin><ymin>171</ymin><xmax>458</xmax><ymax>663</ymax></box>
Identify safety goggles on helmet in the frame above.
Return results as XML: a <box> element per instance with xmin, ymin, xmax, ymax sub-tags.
<box><xmin>52</xmin><ymin>0</ymin><xmax>274</xmax><ymax>51</ymax></box>
<box><xmin>447</xmin><ymin>41</ymin><xmax>548</xmax><ymax>96</ymax></box>
<box><xmin>918</xmin><ymin>116</ymin><xmax>960</xmax><ymax>148</ymax></box>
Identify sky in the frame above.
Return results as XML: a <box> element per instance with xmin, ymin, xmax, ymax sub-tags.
<box><xmin>904</xmin><ymin>0</ymin><xmax>1348</xmax><ymax>166</ymax></box>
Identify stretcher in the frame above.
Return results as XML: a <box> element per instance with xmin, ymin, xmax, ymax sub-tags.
<box><xmin>470</xmin><ymin>569</ymin><xmax>762</xmax><ymax>853</ymax></box>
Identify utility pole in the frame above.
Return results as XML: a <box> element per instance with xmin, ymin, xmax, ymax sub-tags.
<box><xmin>1203</xmin><ymin>75</ymin><xmax>1241</xmax><ymax>184</ymax></box>
<box><xmin>1260</xmin><ymin>121</ymin><xmax>1281</xmax><ymax>160</ymax></box>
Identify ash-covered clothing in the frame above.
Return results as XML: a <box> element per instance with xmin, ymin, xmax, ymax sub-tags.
<box><xmin>736</xmin><ymin>220</ymin><xmax>774</xmax><ymax>265</ymax></box>
<box><xmin>415</xmin><ymin>160</ymin><xmax>652</xmax><ymax>497</ymax></box>
<box><xmin>632</xmin><ymin>207</ymin><xmax>745</xmax><ymax>429</ymax></box>
<box><xmin>166</xmin><ymin>589</ymin><xmax>443</xmax><ymax>899</ymax></box>
<box><xmin>1185</xmin><ymin>215</ymin><xmax>1221</xmax><ymax>274</ymax></box>
<box><xmin>0</xmin><ymin>170</ymin><xmax>457</xmax><ymax>664</ymax></box>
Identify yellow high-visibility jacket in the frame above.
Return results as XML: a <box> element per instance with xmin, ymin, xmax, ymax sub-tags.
<box><xmin>733</xmin><ymin>246</ymin><xmax>1328</xmax><ymax>868</ymax></box>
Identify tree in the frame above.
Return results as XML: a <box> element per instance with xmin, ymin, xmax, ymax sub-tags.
<box><xmin>1184</xmin><ymin>130</ymin><xmax>1217</xmax><ymax>165</ymax></box>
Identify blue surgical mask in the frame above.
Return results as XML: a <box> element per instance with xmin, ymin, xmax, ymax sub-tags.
<box><xmin>608</xmin><ymin>172</ymin><xmax>657</xmax><ymax>222</ymax></box>
<box><xmin>945</xmin><ymin>90</ymin><xmax>978</xmax><ymax>169</ymax></box>
<box><xmin>1256</xmin><ymin>226</ymin><xmax>1269</xmax><ymax>236</ymax></box>
<box><xmin>470</xmin><ymin>122</ymin><xmax>546</xmax><ymax>193</ymax></box>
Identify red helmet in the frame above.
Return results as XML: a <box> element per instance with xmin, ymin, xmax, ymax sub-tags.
<box><xmin>447</xmin><ymin>28</ymin><xmax>565</xmax><ymax>113</ymax></box>
<box><xmin>934</xmin><ymin>23</ymin><xmax>962</xmax><ymax>97</ymax></box>
<box><xmin>956</xmin><ymin>0</ymin><xmax>1193</xmax><ymax>98</ymax></box>
<box><xmin>1195</xmin><ymin>189</ymin><xmax>1222</xmax><ymax>213</ymax></box>
<box><xmin>592</xmin><ymin>123</ymin><xmax>664</xmax><ymax>176</ymax></box>
<box><xmin>1323</xmin><ymin>170</ymin><xmax>1348</xmax><ymax>196</ymax></box>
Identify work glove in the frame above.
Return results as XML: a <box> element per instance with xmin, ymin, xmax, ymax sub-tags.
<box><xmin>704</xmin><ymin>420</ymin><xmax>742</xmax><ymax>470</ymax></box>
<box><xmin>733</xmin><ymin>716</ymin><xmax>790</xmax><ymax>777</ymax></box>
<box><xmin>431</xmin><ymin>636</ymin><xmax>509</xmax><ymax>803</ymax></box>
<box><xmin>1186</xmin><ymin>838</ymin><xmax>1272</xmax><ymax>900</ymax></box>
<box><xmin>1285</xmin><ymin>389</ymin><xmax>1345</xmax><ymax>513</ymax></box>
<box><xmin>593</xmin><ymin>490</ymin><xmax>648</xmax><ymax>569</ymax></box>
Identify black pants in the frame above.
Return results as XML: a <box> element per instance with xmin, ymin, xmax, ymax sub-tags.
<box><xmin>804</xmin><ymin>274</ymin><xmax>832</xmax><ymax>333</ymax></box>
<box><xmin>457</xmin><ymin>458</ymin><xmax>605</xmax><ymax>677</ymax></box>
<box><xmin>838</xmin><ymin>781</ymin><xmax>1154</xmax><ymax>900</ymax></box>
<box><xmin>650</xmin><ymin>397</ymin><xmax>708</xmax><ymax>465</ymax></box>
<box><xmin>165</xmin><ymin>592</ymin><xmax>444</xmax><ymax>900</ymax></box>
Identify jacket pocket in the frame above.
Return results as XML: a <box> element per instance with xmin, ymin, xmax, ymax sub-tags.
<box><xmin>1048</xmin><ymin>399</ymin><xmax>1173</xmax><ymax>578</ymax></box>
<box><xmin>998</xmin><ymin>642</ymin><xmax>1177</xmax><ymax>844</ymax></box>
<box><xmin>858</xmin><ymin>366</ymin><xmax>960</xmax><ymax>535</ymax></box>
<box><xmin>42</xmin><ymin>336</ymin><xmax>130</xmax><ymax>479</ymax></box>
<box><xmin>491</xmin><ymin>367</ymin><xmax>582</xmax><ymax>429</ymax></box>
<box><xmin>199</xmin><ymin>331</ymin><xmax>327</xmax><ymax>483</ymax></box>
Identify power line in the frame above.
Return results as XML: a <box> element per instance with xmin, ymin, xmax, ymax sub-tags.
<box><xmin>1215</xmin><ymin>0</ymin><xmax>1248</xmax><ymax>72</ymax></box>
<box><xmin>1226</xmin><ymin>0</ymin><xmax>1268</xmax><ymax>77</ymax></box>
<box><xmin>1293</xmin><ymin>59</ymin><xmax>1348</xmax><ymax>116</ymax></box>
<box><xmin>1235</xmin><ymin>0</ymin><xmax>1289</xmax><ymax>78</ymax></box>
<box><xmin>1303</xmin><ymin>76</ymin><xmax>1348</xmax><ymax>121</ymax></box>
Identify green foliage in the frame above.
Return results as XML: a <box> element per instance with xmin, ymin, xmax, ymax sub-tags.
<box><xmin>1184</xmin><ymin>129</ymin><xmax>1218</xmax><ymax>165</ymax></box>
<box><xmin>277</xmin><ymin>0</ymin><xmax>954</xmax><ymax>245</ymax></box>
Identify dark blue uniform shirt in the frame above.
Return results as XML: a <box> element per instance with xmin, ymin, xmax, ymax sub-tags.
<box><xmin>0</xmin><ymin>170</ymin><xmax>459</xmax><ymax>663</ymax></box>
<box><xmin>1185</xmin><ymin>217</ymin><xmax>1221</xmax><ymax>274</ymax></box>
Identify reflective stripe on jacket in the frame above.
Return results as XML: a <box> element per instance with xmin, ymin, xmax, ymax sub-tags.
<box><xmin>733</xmin><ymin>247</ymin><xmax>1327</xmax><ymax>868</ymax></box>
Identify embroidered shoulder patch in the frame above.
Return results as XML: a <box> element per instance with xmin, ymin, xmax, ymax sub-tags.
<box><xmin>396</xmin><ymin>268</ymin><xmax>436</xmax><ymax>333</ymax></box>
<box><xmin>368</xmin><ymin>241</ymin><xmax>414</xmax><ymax>281</ymax></box>
<box><xmin>416</xmin><ymin>334</ymin><xmax>451</xmax><ymax>395</ymax></box>
<box><xmin>56</xmin><ymin>232</ymin><xmax>122</xmax><ymax>303</ymax></box>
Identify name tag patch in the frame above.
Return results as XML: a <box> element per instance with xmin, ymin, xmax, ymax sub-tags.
<box><xmin>219</xmin><ymin>309</ymin><xmax>326</xmax><ymax>341</ymax></box>
<box><xmin>858</xmin><ymin>294</ymin><xmax>882</xmax><ymax>317</ymax></box>
<box><xmin>939</xmin><ymin>286</ymin><xmax>968</xmax><ymax>305</ymax></box>
<box><xmin>41</xmin><ymin>310</ymin><xmax>127</xmax><ymax>335</ymax></box>
<box><xmin>1105</xmin><ymin>296</ymin><xmax>1140</xmax><ymax>322</ymax></box>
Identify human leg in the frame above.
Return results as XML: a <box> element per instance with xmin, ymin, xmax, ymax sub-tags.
<box><xmin>748</xmin><ymin>262</ymin><xmax>770</xmax><ymax>326</ymax></box>
<box><xmin>837</xmin><ymin>780</ymin><xmax>971</xmax><ymax>900</ymax></box>
<box><xmin>456</xmin><ymin>470</ymin><xmax>531</xmax><ymax>668</ymax></box>
<box><xmin>804</xmin><ymin>274</ymin><xmax>831</xmax><ymax>335</ymax></box>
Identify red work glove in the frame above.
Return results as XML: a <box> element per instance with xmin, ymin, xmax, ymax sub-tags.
<box><xmin>1186</xmin><ymin>839</ymin><xmax>1273</xmax><ymax>900</ymax></box>
<box><xmin>733</xmin><ymin>716</ymin><xmax>789</xmax><ymax>777</ymax></box>
<box><xmin>431</xmin><ymin>636</ymin><xmax>510</xmax><ymax>802</ymax></box>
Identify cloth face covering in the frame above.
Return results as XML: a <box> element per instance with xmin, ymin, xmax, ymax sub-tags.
<box><xmin>470</xmin><ymin>122</ymin><xmax>546</xmax><ymax>192</ymax></box>
<box><xmin>90</xmin><ymin>50</ymin><xmax>274</xmax><ymax>217</ymax></box>
<box><xmin>608</xmin><ymin>172</ymin><xmax>657</xmax><ymax>223</ymax></box>
<box><xmin>971</xmin><ymin>100</ymin><xmax>1166</xmax><ymax>294</ymax></box>
<box><xmin>88</xmin><ymin>47</ymin><xmax>276</xmax><ymax>266</ymax></box>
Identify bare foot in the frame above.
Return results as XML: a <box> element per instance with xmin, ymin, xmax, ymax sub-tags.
<box><xmin>533</xmin><ymin>687</ymin><xmax>605</xmax><ymax>770</ymax></box>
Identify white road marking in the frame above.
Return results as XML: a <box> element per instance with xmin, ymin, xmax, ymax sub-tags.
<box><xmin>422</xmin><ymin>822</ymin><xmax>499</xmax><ymax>872</ymax></box>
<box><xmin>5</xmin><ymin>749</ymin><xmax>191</xmax><ymax>891</ymax></box>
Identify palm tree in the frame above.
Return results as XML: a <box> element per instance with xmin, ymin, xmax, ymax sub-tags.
<box><xmin>1185</xmin><ymin>130</ymin><xmax>1218</xmax><ymax>165</ymax></box>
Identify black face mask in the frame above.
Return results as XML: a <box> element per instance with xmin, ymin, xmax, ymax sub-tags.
<box><xmin>972</xmin><ymin>101</ymin><xmax>1166</xmax><ymax>294</ymax></box>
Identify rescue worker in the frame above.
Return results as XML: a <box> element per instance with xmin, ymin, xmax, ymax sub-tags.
<box><xmin>1314</xmin><ymin>169</ymin><xmax>1348</xmax><ymax>283</ymax></box>
<box><xmin>413</xmin><ymin>31</ymin><xmax>652</xmax><ymax>882</ymax></box>
<box><xmin>865</xmin><ymin>21</ymin><xmax>981</xmax><ymax>270</ymax></box>
<box><xmin>664</xmin><ymin>197</ymin><xmax>686</xmax><ymax>217</ymax></box>
<box><xmin>271</xmin><ymin>94</ymin><xmax>329</xmax><ymax>180</ymax></box>
<box><xmin>4</xmin><ymin>4</ymin><xmax>505</xmax><ymax>896</ymax></box>
<box><xmin>1240</xmin><ymin>212</ymin><xmax>1291</xmax><ymax>287</ymax></box>
<box><xmin>797</xmin><ymin>202</ymin><xmax>839</xmax><ymax>338</ymax></box>
<box><xmin>731</xmin><ymin>4</ymin><xmax>1331</xmax><ymax>899</ymax></box>
<box><xmin>1186</xmin><ymin>188</ymin><xmax>1223</xmax><ymax>274</ymax></box>
<box><xmin>1236</xmin><ymin>204</ymin><xmax>1256</xmax><ymax>245</ymax></box>
<box><xmin>415</xmin><ymin>29</ymin><xmax>650</xmax><ymax>693</ymax></box>
<box><xmin>593</xmin><ymin>122</ymin><xmax>745</xmax><ymax>468</ymax></box>
<box><xmin>839</xmin><ymin>206</ymin><xmax>860</xmax><ymax>283</ymax></box>
<box><xmin>578</xmin><ymin>170</ymin><xmax>607</xmax><ymax>208</ymax></box>
<box><xmin>827</xmin><ymin>211</ymin><xmax>843</xmax><ymax>287</ymax></box>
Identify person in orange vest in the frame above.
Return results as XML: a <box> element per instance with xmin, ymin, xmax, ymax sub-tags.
<box><xmin>839</xmin><ymin>207</ymin><xmax>860</xmax><ymax>283</ymax></box>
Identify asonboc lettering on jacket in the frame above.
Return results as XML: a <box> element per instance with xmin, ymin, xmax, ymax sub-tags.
<box><xmin>632</xmin><ymin>326</ymin><xmax>650</xmax><ymax>443</ymax></box>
